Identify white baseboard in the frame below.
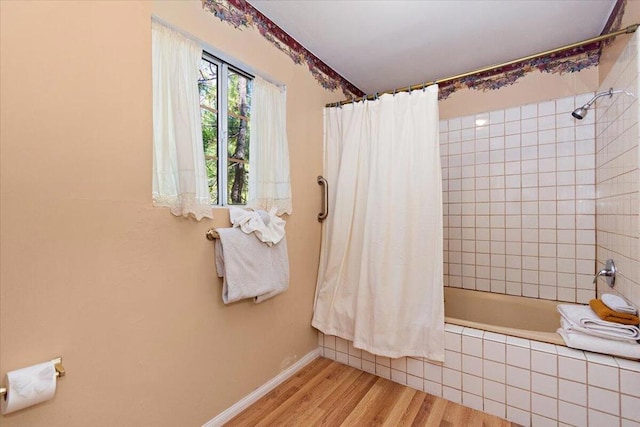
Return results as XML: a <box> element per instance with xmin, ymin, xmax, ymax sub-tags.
<box><xmin>202</xmin><ymin>348</ymin><xmax>321</xmax><ymax>427</ymax></box>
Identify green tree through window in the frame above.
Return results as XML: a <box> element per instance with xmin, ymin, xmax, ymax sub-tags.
<box><xmin>198</xmin><ymin>54</ymin><xmax>251</xmax><ymax>205</ymax></box>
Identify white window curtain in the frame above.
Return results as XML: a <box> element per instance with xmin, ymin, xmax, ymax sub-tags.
<box><xmin>151</xmin><ymin>21</ymin><xmax>212</xmax><ymax>221</ymax></box>
<box><xmin>248</xmin><ymin>76</ymin><xmax>292</xmax><ymax>216</ymax></box>
<box><xmin>312</xmin><ymin>85</ymin><xmax>444</xmax><ymax>361</ymax></box>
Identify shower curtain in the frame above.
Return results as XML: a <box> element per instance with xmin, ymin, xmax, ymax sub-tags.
<box><xmin>312</xmin><ymin>85</ymin><xmax>444</xmax><ymax>361</ymax></box>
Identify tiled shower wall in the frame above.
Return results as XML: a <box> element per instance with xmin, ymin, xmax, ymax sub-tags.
<box><xmin>440</xmin><ymin>94</ymin><xmax>597</xmax><ymax>303</ymax></box>
<box><xmin>596</xmin><ymin>31</ymin><xmax>640</xmax><ymax>310</ymax></box>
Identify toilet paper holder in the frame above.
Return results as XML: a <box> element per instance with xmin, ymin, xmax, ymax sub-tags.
<box><xmin>0</xmin><ymin>357</ymin><xmax>65</xmax><ymax>400</ymax></box>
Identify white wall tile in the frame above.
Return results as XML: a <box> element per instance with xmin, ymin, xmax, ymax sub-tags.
<box><xmin>622</xmin><ymin>394</ymin><xmax>640</xmax><ymax>422</ymax></box>
<box><xmin>424</xmin><ymin>377</ymin><xmax>442</xmax><ymax>397</ymax></box>
<box><xmin>532</xmin><ymin>372</ymin><xmax>558</xmax><ymax>398</ymax></box>
<box><xmin>424</xmin><ymin>362</ymin><xmax>442</xmax><ymax>383</ymax></box>
<box><xmin>376</xmin><ymin>355</ymin><xmax>391</xmax><ymax>367</ymax></box>
<box><xmin>348</xmin><ymin>355</ymin><xmax>362</xmax><ymax>369</ymax></box>
<box><xmin>622</xmin><ymin>419</ymin><xmax>640</xmax><ymax>427</ymax></box>
<box><xmin>336</xmin><ymin>337</ymin><xmax>349</xmax><ymax>353</ymax></box>
<box><xmin>559</xmin><ymin>379</ymin><xmax>587</xmax><ymax>406</ymax></box>
<box><xmin>444</xmin><ymin>350</ymin><xmax>462</xmax><ymax>371</ymax></box>
<box><xmin>621</xmin><ymin>369</ymin><xmax>640</xmax><ymax>397</ymax></box>
<box><xmin>484</xmin><ymin>398</ymin><xmax>506</xmax><ymax>419</ymax></box>
<box><xmin>508</xmin><ymin>406</ymin><xmax>532</xmax><ymax>426</ymax></box>
<box><xmin>443</xmin><ymin>386</ymin><xmax>462</xmax><ymax>404</ymax></box>
<box><xmin>531</xmin><ymin>414</ymin><xmax>557</xmax><ymax>427</ymax></box>
<box><xmin>462</xmin><ymin>354</ymin><xmax>483</xmax><ymax>377</ymax></box>
<box><xmin>507</xmin><ymin>344</ymin><xmax>531</xmax><ymax>369</ymax></box>
<box><xmin>445</xmin><ymin>330</ymin><xmax>462</xmax><ymax>352</ymax></box>
<box><xmin>558</xmin><ymin>400</ymin><xmax>587</xmax><ymax>427</ymax></box>
<box><xmin>559</xmin><ymin>355</ymin><xmax>586</xmax><ymax>382</ymax></box>
<box><xmin>588</xmin><ymin>386</ymin><xmax>620</xmax><ymax>416</ymax></box>
<box><xmin>484</xmin><ymin>379</ymin><xmax>506</xmax><ymax>403</ymax></box>
<box><xmin>532</xmin><ymin>393</ymin><xmax>558</xmax><ymax>420</ymax></box>
<box><xmin>507</xmin><ymin>366</ymin><xmax>531</xmax><ymax>390</ymax></box>
<box><xmin>362</xmin><ymin>360</ymin><xmax>376</xmax><ymax>374</ymax></box>
<box><xmin>484</xmin><ymin>340</ymin><xmax>506</xmax><ymax>363</ymax></box>
<box><xmin>463</xmin><ymin>373</ymin><xmax>483</xmax><ymax>396</ymax></box>
<box><xmin>391</xmin><ymin>356</ymin><xmax>407</xmax><ymax>372</ymax></box>
<box><xmin>589</xmin><ymin>361</ymin><xmax>620</xmax><ymax>391</ymax></box>
<box><xmin>507</xmin><ymin>385</ymin><xmax>531</xmax><ymax>411</ymax></box>
<box><xmin>407</xmin><ymin>357</ymin><xmax>423</xmax><ymax>378</ymax></box>
<box><xmin>463</xmin><ymin>392</ymin><xmax>484</xmax><ymax>411</ymax></box>
<box><xmin>531</xmin><ymin>350</ymin><xmax>557</xmax><ymax>376</ymax></box>
<box><xmin>407</xmin><ymin>373</ymin><xmax>423</xmax><ymax>391</ymax></box>
<box><xmin>484</xmin><ymin>359</ymin><xmax>506</xmax><ymax>383</ymax></box>
<box><xmin>443</xmin><ymin>368</ymin><xmax>462</xmax><ymax>389</ymax></box>
<box><xmin>462</xmin><ymin>335</ymin><xmax>483</xmax><ymax>357</ymax></box>
<box><xmin>376</xmin><ymin>364</ymin><xmax>391</xmax><ymax>379</ymax></box>
<box><xmin>588</xmin><ymin>409</ymin><xmax>620</xmax><ymax>427</ymax></box>
<box><xmin>391</xmin><ymin>368</ymin><xmax>407</xmax><ymax>385</ymax></box>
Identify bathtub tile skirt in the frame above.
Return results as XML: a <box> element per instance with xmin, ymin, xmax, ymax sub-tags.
<box><xmin>319</xmin><ymin>327</ymin><xmax>640</xmax><ymax>427</ymax></box>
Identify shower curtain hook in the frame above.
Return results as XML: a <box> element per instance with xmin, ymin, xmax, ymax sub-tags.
<box><xmin>422</xmin><ymin>82</ymin><xmax>427</xmax><ymax>91</ymax></box>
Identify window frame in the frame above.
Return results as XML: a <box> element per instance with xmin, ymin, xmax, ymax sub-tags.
<box><xmin>200</xmin><ymin>51</ymin><xmax>253</xmax><ymax>207</ymax></box>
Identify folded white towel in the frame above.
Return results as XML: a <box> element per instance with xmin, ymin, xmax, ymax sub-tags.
<box><xmin>557</xmin><ymin>328</ymin><xmax>640</xmax><ymax>360</ymax></box>
<box><xmin>602</xmin><ymin>293</ymin><xmax>638</xmax><ymax>315</ymax></box>
<box><xmin>214</xmin><ymin>227</ymin><xmax>289</xmax><ymax>304</ymax></box>
<box><xmin>560</xmin><ymin>318</ymin><xmax>638</xmax><ymax>343</ymax></box>
<box><xmin>557</xmin><ymin>304</ymin><xmax>640</xmax><ymax>340</ymax></box>
<box><xmin>229</xmin><ymin>207</ymin><xmax>286</xmax><ymax>246</ymax></box>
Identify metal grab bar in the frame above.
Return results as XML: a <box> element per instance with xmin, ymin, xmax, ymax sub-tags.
<box><xmin>317</xmin><ymin>175</ymin><xmax>328</xmax><ymax>222</ymax></box>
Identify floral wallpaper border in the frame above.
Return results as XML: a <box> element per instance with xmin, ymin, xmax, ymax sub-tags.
<box><xmin>201</xmin><ymin>0</ymin><xmax>364</xmax><ymax>98</ymax></box>
<box><xmin>437</xmin><ymin>43</ymin><xmax>602</xmax><ymax>100</ymax></box>
<box><xmin>202</xmin><ymin>0</ymin><xmax>626</xmax><ymax>101</ymax></box>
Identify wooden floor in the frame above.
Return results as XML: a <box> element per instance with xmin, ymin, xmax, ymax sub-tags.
<box><xmin>226</xmin><ymin>357</ymin><xmax>519</xmax><ymax>426</ymax></box>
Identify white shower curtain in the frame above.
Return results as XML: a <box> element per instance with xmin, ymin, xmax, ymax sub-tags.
<box><xmin>312</xmin><ymin>85</ymin><xmax>444</xmax><ymax>361</ymax></box>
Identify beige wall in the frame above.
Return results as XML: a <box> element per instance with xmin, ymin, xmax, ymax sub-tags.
<box><xmin>0</xmin><ymin>1</ymin><xmax>342</xmax><ymax>426</ymax></box>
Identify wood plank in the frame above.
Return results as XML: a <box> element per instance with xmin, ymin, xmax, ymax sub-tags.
<box><xmin>338</xmin><ymin>377</ymin><xmax>404</xmax><ymax>425</ymax></box>
<box><xmin>252</xmin><ymin>361</ymin><xmax>351</xmax><ymax>426</ymax></box>
<box><xmin>225</xmin><ymin>358</ymin><xmax>332</xmax><ymax>426</ymax></box>
<box><xmin>263</xmin><ymin>362</ymin><xmax>354</xmax><ymax>425</ymax></box>
<box><xmin>316</xmin><ymin>371</ymin><xmax>379</xmax><ymax>426</ymax></box>
<box><xmin>397</xmin><ymin>391</ymin><xmax>430</xmax><ymax>426</ymax></box>
<box><xmin>224</xmin><ymin>358</ymin><xmax>518</xmax><ymax>427</ymax></box>
<box><xmin>381</xmin><ymin>385</ymin><xmax>419</xmax><ymax>426</ymax></box>
<box><xmin>424</xmin><ymin>394</ymin><xmax>450</xmax><ymax>427</ymax></box>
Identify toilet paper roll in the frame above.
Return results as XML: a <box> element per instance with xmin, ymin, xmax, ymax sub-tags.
<box><xmin>1</xmin><ymin>361</ymin><xmax>57</xmax><ymax>414</ymax></box>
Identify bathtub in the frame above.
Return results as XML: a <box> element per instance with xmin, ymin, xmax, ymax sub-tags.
<box><xmin>444</xmin><ymin>287</ymin><xmax>564</xmax><ymax>345</ymax></box>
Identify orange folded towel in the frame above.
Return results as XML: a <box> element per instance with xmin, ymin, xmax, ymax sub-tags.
<box><xmin>589</xmin><ymin>299</ymin><xmax>640</xmax><ymax>325</ymax></box>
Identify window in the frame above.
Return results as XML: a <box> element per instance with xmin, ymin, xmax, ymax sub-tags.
<box><xmin>198</xmin><ymin>53</ymin><xmax>252</xmax><ymax>206</ymax></box>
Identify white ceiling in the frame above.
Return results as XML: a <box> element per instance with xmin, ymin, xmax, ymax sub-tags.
<box><xmin>247</xmin><ymin>0</ymin><xmax>617</xmax><ymax>94</ymax></box>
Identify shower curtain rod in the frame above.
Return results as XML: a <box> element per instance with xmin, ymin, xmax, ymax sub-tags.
<box><xmin>326</xmin><ymin>23</ymin><xmax>639</xmax><ymax>108</ymax></box>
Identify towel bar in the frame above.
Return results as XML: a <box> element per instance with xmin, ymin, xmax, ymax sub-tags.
<box><xmin>0</xmin><ymin>357</ymin><xmax>65</xmax><ymax>399</ymax></box>
<box><xmin>206</xmin><ymin>229</ymin><xmax>219</xmax><ymax>240</ymax></box>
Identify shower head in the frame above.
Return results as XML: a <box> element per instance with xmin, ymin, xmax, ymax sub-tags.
<box><xmin>571</xmin><ymin>106</ymin><xmax>589</xmax><ymax>120</ymax></box>
<box><xmin>571</xmin><ymin>88</ymin><xmax>635</xmax><ymax>120</ymax></box>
